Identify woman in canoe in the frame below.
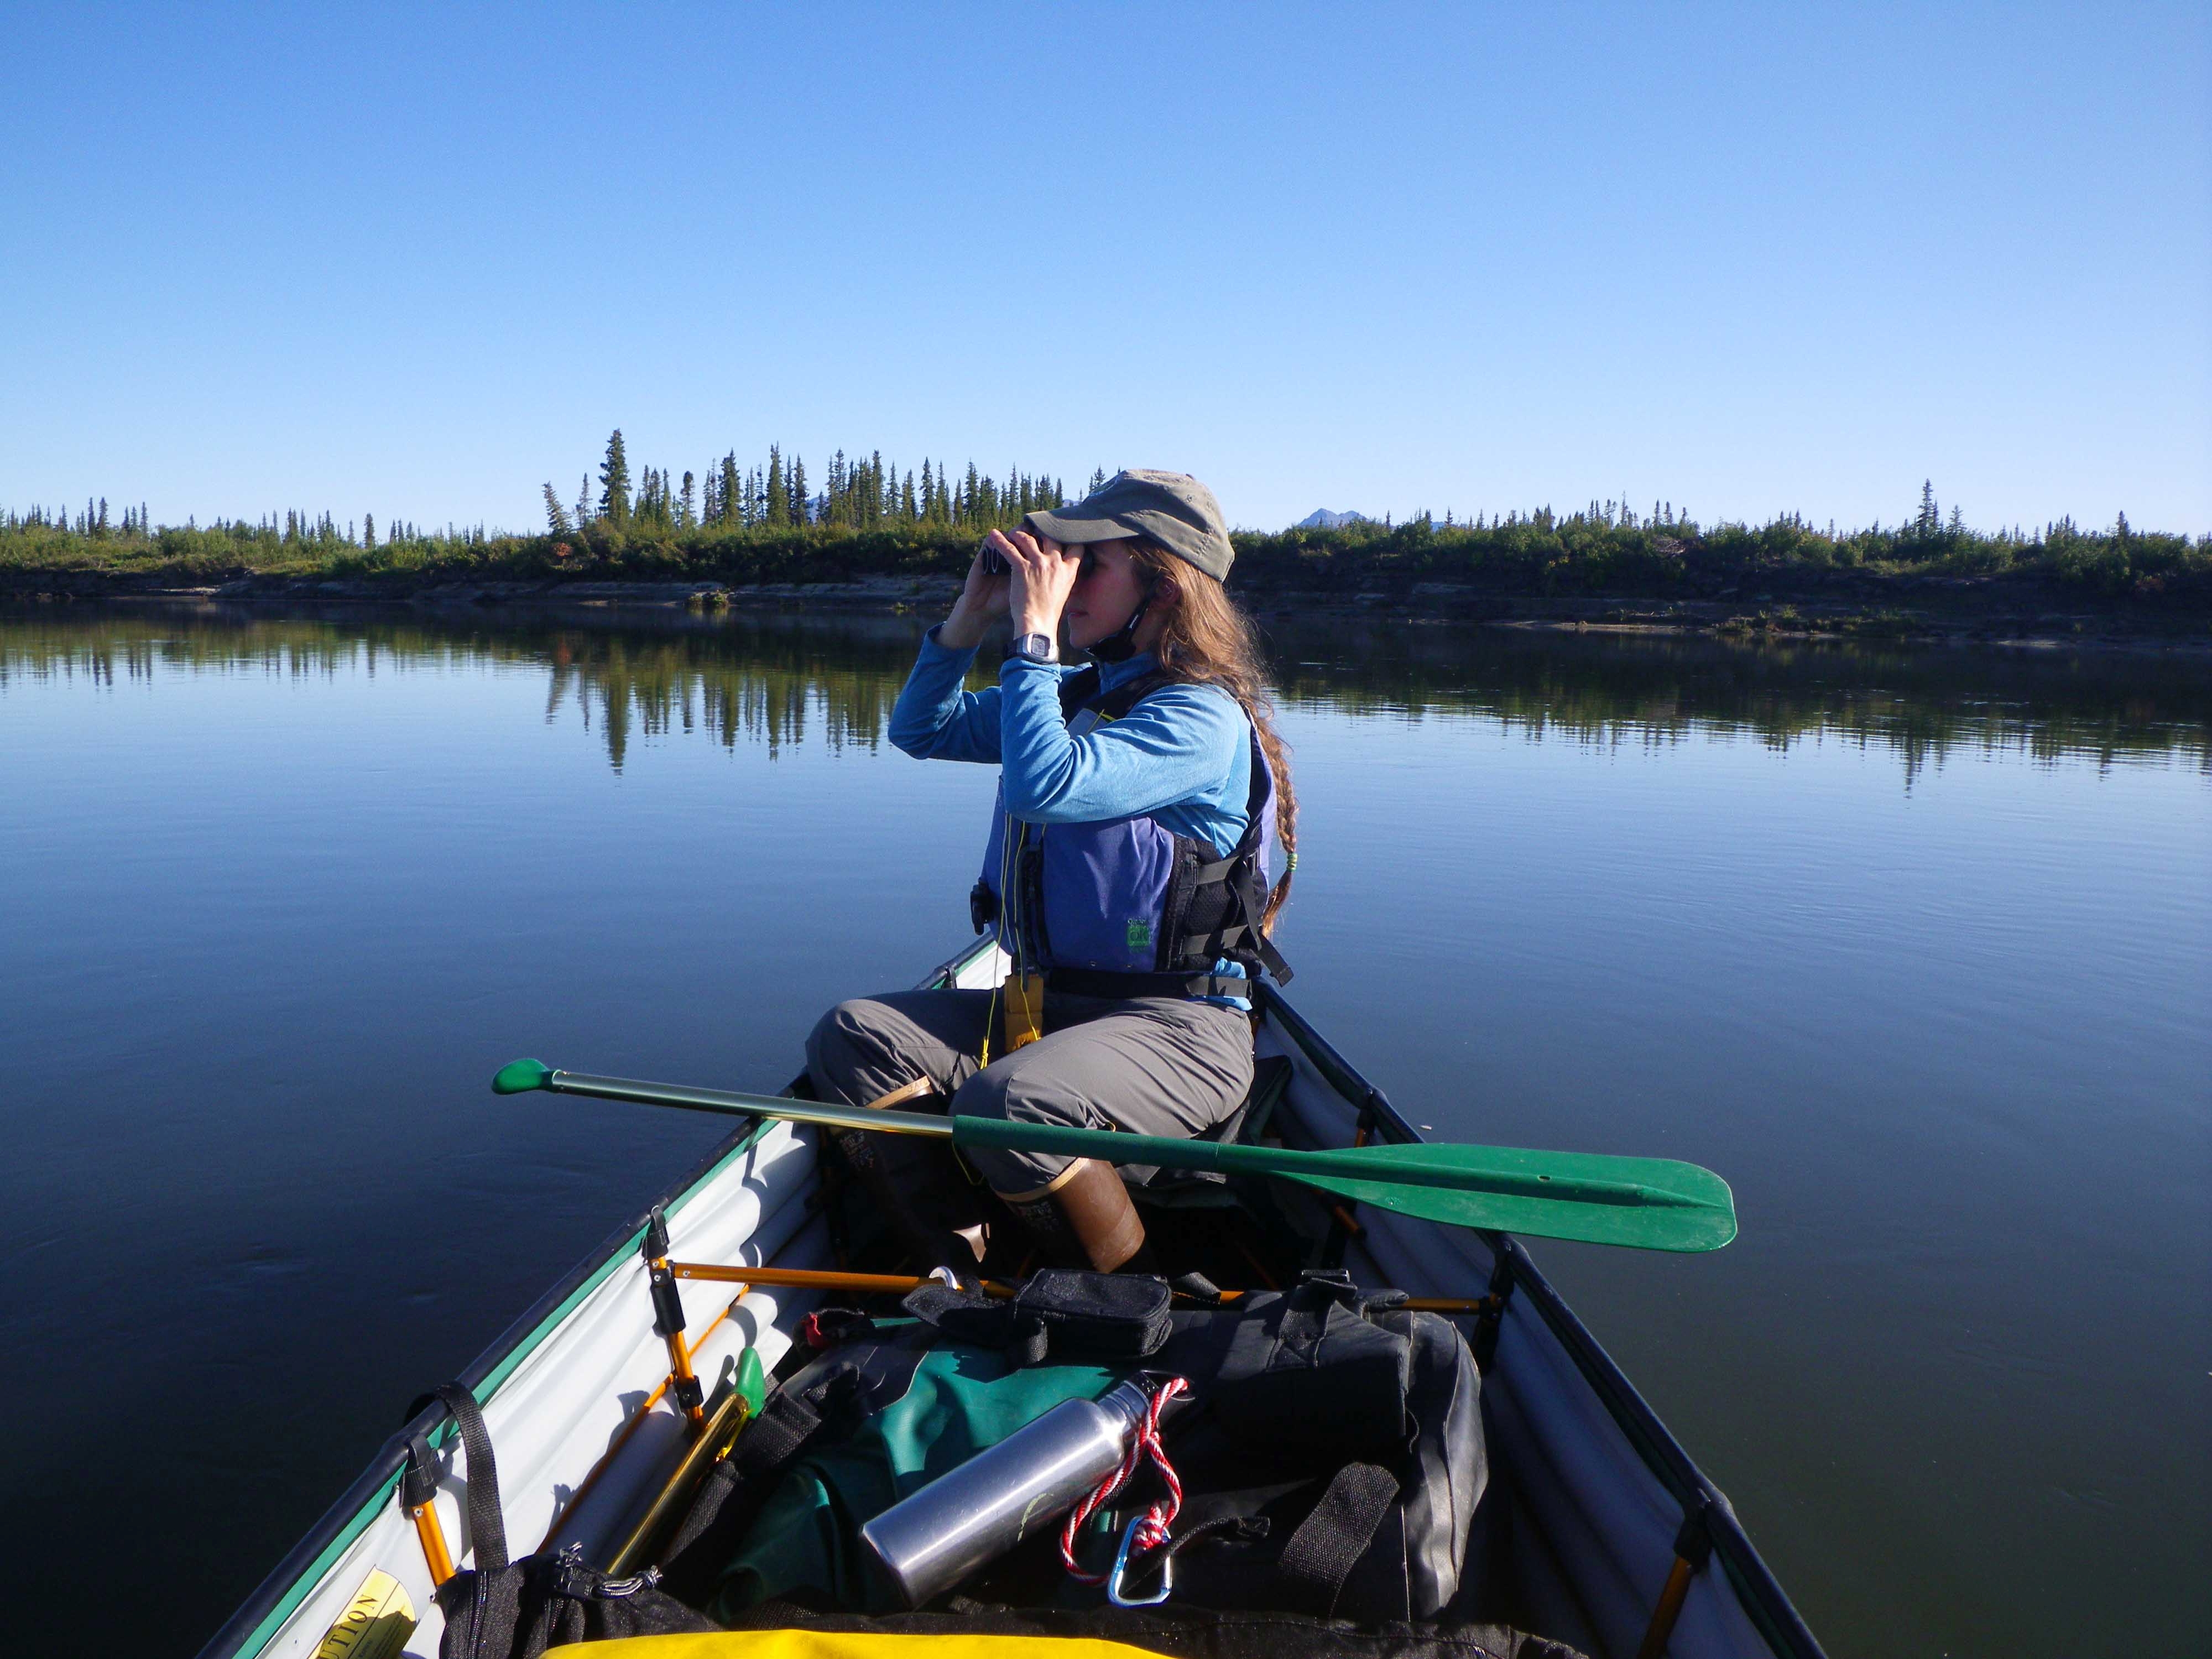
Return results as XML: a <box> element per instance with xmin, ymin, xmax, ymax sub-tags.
<box><xmin>808</xmin><ymin>469</ymin><xmax>1296</xmax><ymax>1277</ymax></box>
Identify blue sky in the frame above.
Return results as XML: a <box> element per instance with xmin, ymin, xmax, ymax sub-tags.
<box><xmin>4</xmin><ymin>2</ymin><xmax>2205</xmax><ymax>535</ymax></box>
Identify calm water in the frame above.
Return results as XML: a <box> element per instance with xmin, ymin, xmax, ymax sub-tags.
<box><xmin>2</xmin><ymin>604</ymin><xmax>2205</xmax><ymax>1657</ymax></box>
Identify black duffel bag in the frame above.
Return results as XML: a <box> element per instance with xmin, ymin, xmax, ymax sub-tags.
<box><xmin>1134</xmin><ymin>1269</ymin><xmax>1489</xmax><ymax>1624</ymax></box>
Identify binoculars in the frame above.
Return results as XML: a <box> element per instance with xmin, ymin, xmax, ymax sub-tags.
<box><xmin>977</xmin><ymin>538</ymin><xmax>1097</xmax><ymax>578</ymax></box>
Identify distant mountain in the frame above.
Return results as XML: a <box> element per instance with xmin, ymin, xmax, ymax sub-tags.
<box><xmin>1295</xmin><ymin>508</ymin><xmax>1370</xmax><ymax>529</ymax></box>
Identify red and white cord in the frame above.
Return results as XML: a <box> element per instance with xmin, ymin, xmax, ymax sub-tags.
<box><xmin>1059</xmin><ymin>1375</ymin><xmax>1189</xmax><ymax>1585</ymax></box>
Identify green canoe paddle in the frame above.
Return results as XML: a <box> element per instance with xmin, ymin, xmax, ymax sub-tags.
<box><xmin>493</xmin><ymin>1058</ymin><xmax>1736</xmax><ymax>1253</ymax></box>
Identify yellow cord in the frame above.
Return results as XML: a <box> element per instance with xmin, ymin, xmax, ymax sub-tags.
<box><xmin>979</xmin><ymin>808</ymin><xmax>1019</xmax><ymax>1068</ymax></box>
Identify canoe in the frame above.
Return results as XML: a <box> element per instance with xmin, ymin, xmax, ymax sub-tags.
<box><xmin>196</xmin><ymin>938</ymin><xmax>1827</xmax><ymax>1659</ymax></box>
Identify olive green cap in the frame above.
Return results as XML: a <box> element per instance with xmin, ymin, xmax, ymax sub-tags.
<box><xmin>1022</xmin><ymin>469</ymin><xmax>1235</xmax><ymax>582</ymax></box>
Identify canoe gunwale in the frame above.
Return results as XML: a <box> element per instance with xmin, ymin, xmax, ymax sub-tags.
<box><xmin>1254</xmin><ymin>982</ymin><xmax>1824</xmax><ymax>1659</ymax></box>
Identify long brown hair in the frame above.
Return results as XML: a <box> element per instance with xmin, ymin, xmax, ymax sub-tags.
<box><xmin>1127</xmin><ymin>540</ymin><xmax>1297</xmax><ymax>929</ymax></box>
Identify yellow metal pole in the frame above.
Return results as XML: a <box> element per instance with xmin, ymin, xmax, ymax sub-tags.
<box><xmin>1635</xmin><ymin>1503</ymin><xmax>1714</xmax><ymax>1659</ymax></box>
<box><xmin>1635</xmin><ymin>1556</ymin><xmax>1698</xmax><ymax>1659</ymax></box>
<box><xmin>671</xmin><ymin>1262</ymin><xmax>1014</xmax><ymax>1298</ymax></box>
<box><xmin>602</xmin><ymin>1353</ymin><xmax>764</xmax><ymax>1577</ymax></box>
<box><xmin>410</xmin><ymin>1501</ymin><xmax>455</xmax><ymax>1587</ymax></box>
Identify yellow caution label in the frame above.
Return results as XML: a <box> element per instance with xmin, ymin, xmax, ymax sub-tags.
<box><xmin>311</xmin><ymin>1568</ymin><xmax>417</xmax><ymax>1659</ymax></box>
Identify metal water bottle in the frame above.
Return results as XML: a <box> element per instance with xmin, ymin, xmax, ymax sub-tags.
<box><xmin>858</xmin><ymin>1379</ymin><xmax>1152</xmax><ymax>1608</ymax></box>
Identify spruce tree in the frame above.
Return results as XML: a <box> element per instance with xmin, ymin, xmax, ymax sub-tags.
<box><xmin>363</xmin><ymin>513</ymin><xmax>376</xmax><ymax>546</ymax></box>
<box><xmin>720</xmin><ymin>453</ymin><xmax>741</xmax><ymax>527</ymax></box>
<box><xmin>681</xmin><ymin>470</ymin><xmax>697</xmax><ymax>529</ymax></box>
<box><xmin>544</xmin><ymin>482</ymin><xmax>573</xmax><ymax>535</ymax></box>
<box><xmin>600</xmin><ymin>430</ymin><xmax>633</xmax><ymax>524</ymax></box>
<box><xmin>790</xmin><ymin>456</ymin><xmax>809</xmax><ymax>524</ymax></box>
<box><xmin>766</xmin><ymin>446</ymin><xmax>788</xmax><ymax>526</ymax></box>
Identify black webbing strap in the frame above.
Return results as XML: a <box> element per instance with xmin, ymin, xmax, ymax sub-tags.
<box><xmin>1063</xmin><ymin>666</ymin><xmax>1178</xmax><ymax>723</ymax></box>
<box><xmin>1274</xmin><ymin>1461</ymin><xmax>1401</xmax><ymax>1616</ymax></box>
<box><xmin>1057</xmin><ymin>665</ymin><xmax>1102</xmax><ymax>718</ymax></box>
<box><xmin>1167</xmin><ymin>1270</ymin><xmax>1227</xmax><ymax>1306</ymax></box>
<box><xmin>1275</xmin><ymin>1269</ymin><xmax>1366</xmax><ymax>1366</ymax></box>
<box><xmin>1275</xmin><ymin>1294</ymin><xmax>1329</xmax><ymax>1362</ymax></box>
<box><xmin>405</xmin><ymin>1382</ymin><xmax>508</xmax><ymax>1571</ymax></box>
<box><xmin>1184</xmin><ymin>728</ymin><xmax>1293</xmax><ymax>984</ymax></box>
<box><xmin>1250</xmin><ymin>931</ymin><xmax>1293</xmax><ymax>983</ymax></box>
<box><xmin>1173</xmin><ymin>920</ymin><xmax>1291</xmax><ymax>982</ymax></box>
<box><xmin>658</xmin><ymin>1385</ymin><xmax>826</xmax><ymax>1571</ymax></box>
<box><xmin>399</xmin><ymin>1431</ymin><xmax>440</xmax><ymax>1513</ymax></box>
<box><xmin>1044</xmin><ymin>968</ymin><xmax>1259</xmax><ymax>1000</ymax></box>
<box><xmin>730</xmin><ymin>1389</ymin><xmax>823</xmax><ymax>1481</ymax></box>
<box><xmin>1472</xmin><ymin>1249</ymin><xmax>1517</xmax><ymax>1372</ymax></box>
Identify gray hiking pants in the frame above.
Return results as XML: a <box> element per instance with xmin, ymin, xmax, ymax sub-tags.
<box><xmin>805</xmin><ymin>989</ymin><xmax>1256</xmax><ymax>1197</ymax></box>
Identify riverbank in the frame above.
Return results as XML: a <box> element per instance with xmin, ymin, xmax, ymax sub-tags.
<box><xmin>5</xmin><ymin>565</ymin><xmax>2204</xmax><ymax>652</ymax></box>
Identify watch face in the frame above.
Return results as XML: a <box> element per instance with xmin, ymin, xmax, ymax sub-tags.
<box><xmin>1018</xmin><ymin>633</ymin><xmax>1055</xmax><ymax>661</ymax></box>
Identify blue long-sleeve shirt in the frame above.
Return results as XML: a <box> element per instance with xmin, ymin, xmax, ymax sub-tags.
<box><xmin>890</xmin><ymin>626</ymin><xmax>1252</xmax><ymax>857</ymax></box>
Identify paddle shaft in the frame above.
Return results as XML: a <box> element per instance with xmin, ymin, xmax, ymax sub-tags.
<box><xmin>540</xmin><ymin>1068</ymin><xmax>1688</xmax><ymax>1209</ymax></box>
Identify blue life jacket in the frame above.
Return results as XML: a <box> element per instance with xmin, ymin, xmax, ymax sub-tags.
<box><xmin>968</xmin><ymin>667</ymin><xmax>1292</xmax><ymax>999</ymax></box>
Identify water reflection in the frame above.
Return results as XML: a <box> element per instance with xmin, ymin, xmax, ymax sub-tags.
<box><xmin>3</xmin><ymin>602</ymin><xmax>2204</xmax><ymax>778</ymax></box>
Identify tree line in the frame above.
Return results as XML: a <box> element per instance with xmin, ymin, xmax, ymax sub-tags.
<box><xmin>3</xmin><ymin>456</ymin><xmax>2203</xmax><ymax>606</ymax></box>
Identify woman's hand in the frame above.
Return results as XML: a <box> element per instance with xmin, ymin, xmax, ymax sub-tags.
<box><xmin>999</xmin><ymin>529</ymin><xmax>1082</xmax><ymax>641</ymax></box>
<box><xmin>939</xmin><ymin>539</ymin><xmax>1013</xmax><ymax>650</ymax></box>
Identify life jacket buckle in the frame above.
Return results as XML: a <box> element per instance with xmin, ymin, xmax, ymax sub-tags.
<box><xmin>1107</xmin><ymin>1515</ymin><xmax>1175</xmax><ymax>1607</ymax></box>
<box><xmin>969</xmin><ymin>880</ymin><xmax>998</xmax><ymax>936</ymax></box>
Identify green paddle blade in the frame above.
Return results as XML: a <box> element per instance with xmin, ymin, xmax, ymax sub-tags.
<box><xmin>492</xmin><ymin>1058</ymin><xmax>555</xmax><ymax>1095</ymax></box>
<box><xmin>1264</xmin><ymin>1140</ymin><xmax>1738</xmax><ymax>1252</ymax></box>
<box><xmin>949</xmin><ymin>1117</ymin><xmax>1737</xmax><ymax>1253</ymax></box>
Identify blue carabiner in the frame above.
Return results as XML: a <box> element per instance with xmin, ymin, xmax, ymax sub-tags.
<box><xmin>1107</xmin><ymin>1515</ymin><xmax>1173</xmax><ymax>1607</ymax></box>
